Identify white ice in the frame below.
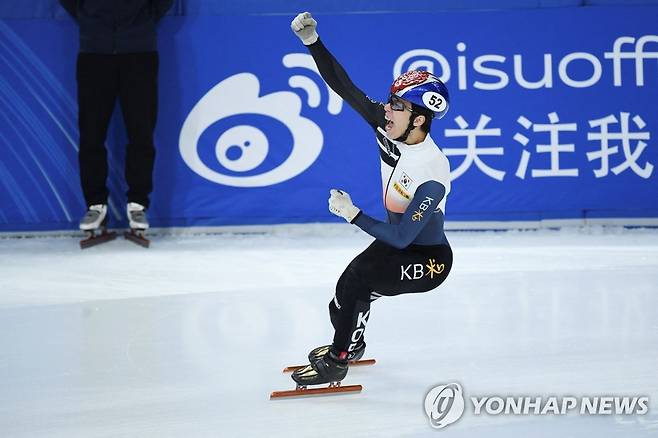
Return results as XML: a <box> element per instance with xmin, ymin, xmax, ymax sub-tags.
<box><xmin>0</xmin><ymin>224</ymin><xmax>657</xmax><ymax>437</ymax></box>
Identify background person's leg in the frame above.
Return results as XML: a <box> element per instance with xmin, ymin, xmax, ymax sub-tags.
<box><xmin>118</xmin><ymin>52</ymin><xmax>158</xmax><ymax>208</ymax></box>
<box><xmin>77</xmin><ymin>53</ymin><xmax>119</xmax><ymax>207</ymax></box>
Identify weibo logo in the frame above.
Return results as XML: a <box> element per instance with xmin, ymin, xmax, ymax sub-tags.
<box><xmin>179</xmin><ymin>54</ymin><xmax>342</xmax><ymax>187</ymax></box>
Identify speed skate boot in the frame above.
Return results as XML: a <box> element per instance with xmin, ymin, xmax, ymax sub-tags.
<box><xmin>124</xmin><ymin>202</ymin><xmax>150</xmax><ymax>248</ymax></box>
<box><xmin>308</xmin><ymin>341</ymin><xmax>365</xmax><ymax>364</ymax></box>
<box><xmin>79</xmin><ymin>204</ymin><xmax>116</xmax><ymax>249</ymax></box>
<box><xmin>127</xmin><ymin>202</ymin><xmax>149</xmax><ymax>230</ymax></box>
<box><xmin>291</xmin><ymin>347</ymin><xmax>349</xmax><ymax>387</ymax></box>
<box><xmin>79</xmin><ymin>204</ymin><xmax>107</xmax><ymax>231</ymax></box>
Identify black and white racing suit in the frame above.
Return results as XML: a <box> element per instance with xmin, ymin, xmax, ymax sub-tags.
<box><xmin>307</xmin><ymin>39</ymin><xmax>454</xmax><ymax>353</ymax></box>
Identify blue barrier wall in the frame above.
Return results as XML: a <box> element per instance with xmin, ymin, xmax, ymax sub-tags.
<box><xmin>4</xmin><ymin>1</ymin><xmax>658</xmax><ymax>19</ymax></box>
<box><xmin>1</xmin><ymin>3</ymin><xmax>657</xmax><ymax>231</ymax></box>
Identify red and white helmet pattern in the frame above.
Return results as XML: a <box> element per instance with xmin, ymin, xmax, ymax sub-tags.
<box><xmin>391</xmin><ymin>71</ymin><xmax>434</xmax><ymax>95</ymax></box>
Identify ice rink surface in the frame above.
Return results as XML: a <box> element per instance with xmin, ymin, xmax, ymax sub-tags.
<box><xmin>0</xmin><ymin>224</ymin><xmax>657</xmax><ymax>437</ymax></box>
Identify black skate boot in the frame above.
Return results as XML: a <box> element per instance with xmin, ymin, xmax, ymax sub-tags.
<box><xmin>291</xmin><ymin>347</ymin><xmax>349</xmax><ymax>387</ymax></box>
<box><xmin>308</xmin><ymin>341</ymin><xmax>365</xmax><ymax>364</ymax></box>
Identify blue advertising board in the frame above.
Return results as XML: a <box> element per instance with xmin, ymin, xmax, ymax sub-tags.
<box><xmin>0</xmin><ymin>6</ymin><xmax>657</xmax><ymax>231</ymax></box>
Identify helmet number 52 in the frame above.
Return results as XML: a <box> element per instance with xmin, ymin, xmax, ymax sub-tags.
<box><xmin>428</xmin><ymin>95</ymin><xmax>443</xmax><ymax>107</ymax></box>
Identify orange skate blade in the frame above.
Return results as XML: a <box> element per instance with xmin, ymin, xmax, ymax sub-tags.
<box><xmin>270</xmin><ymin>384</ymin><xmax>362</xmax><ymax>399</ymax></box>
<box><xmin>283</xmin><ymin>359</ymin><xmax>376</xmax><ymax>373</ymax></box>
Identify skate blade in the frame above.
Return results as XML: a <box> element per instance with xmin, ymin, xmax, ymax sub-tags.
<box><xmin>80</xmin><ymin>231</ymin><xmax>117</xmax><ymax>249</ymax></box>
<box><xmin>270</xmin><ymin>384</ymin><xmax>362</xmax><ymax>399</ymax></box>
<box><xmin>124</xmin><ymin>230</ymin><xmax>150</xmax><ymax>248</ymax></box>
<box><xmin>283</xmin><ymin>359</ymin><xmax>376</xmax><ymax>373</ymax></box>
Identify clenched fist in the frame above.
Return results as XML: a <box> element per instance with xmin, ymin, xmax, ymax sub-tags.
<box><xmin>291</xmin><ymin>11</ymin><xmax>319</xmax><ymax>46</ymax></box>
<box><xmin>328</xmin><ymin>189</ymin><xmax>361</xmax><ymax>223</ymax></box>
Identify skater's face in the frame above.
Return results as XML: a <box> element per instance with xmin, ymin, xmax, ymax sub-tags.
<box><xmin>384</xmin><ymin>94</ymin><xmax>423</xmax><ymax>140</ymax></box>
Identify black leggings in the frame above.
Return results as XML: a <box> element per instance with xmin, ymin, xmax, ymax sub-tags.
<box><xmin>330</xmin><ymin>240</ymin><xmax>453</xmax><ymax>352</ymax></box>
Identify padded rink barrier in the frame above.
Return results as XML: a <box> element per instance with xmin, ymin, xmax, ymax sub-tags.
<box><xmin>0</xmin><ymin>1</ymin><xmax>657</xmax><ymax>231</ymax></box>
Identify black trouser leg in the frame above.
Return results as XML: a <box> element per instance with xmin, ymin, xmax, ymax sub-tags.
<box><xmin>77</xmin><ymin>53</ymin><xmax>119</xmax><ymax>207</ymax></box>
<box><xmin>330</xmin><ymin>240</ymin><xmax>453</xmax><ymax>352</ymax></box>
<box><xmin>118</xmin><ymin>52</ymin><xmax>158</xmax><ymax>208</ymax></box>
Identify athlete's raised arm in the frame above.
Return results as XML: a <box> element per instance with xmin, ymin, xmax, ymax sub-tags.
<box><xmin>291</xmin><ymin>12</ymin><xmax>384</xmax><ymax>129</ymax></box>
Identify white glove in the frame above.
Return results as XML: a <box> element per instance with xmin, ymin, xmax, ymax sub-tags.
<box><xmin>328</xmin><ymin>189</ymin><xmax>361</xmax><ymax>223</ymax></box>
<box><xmin>291</xmin><ymin>11</ymin><xmax>319</xmax><ymax>46</ymax></box>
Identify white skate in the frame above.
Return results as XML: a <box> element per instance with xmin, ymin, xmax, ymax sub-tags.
<box><xmin>79</xmin><ymin>204</ymin><xmax>107</xmax><ymax>231</ymax></box>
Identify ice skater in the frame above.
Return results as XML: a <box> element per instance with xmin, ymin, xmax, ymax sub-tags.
<box><xmin>289</xmin><ymin>12</ymin><xmax>454</xmax><ymax>387</ymax></box>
